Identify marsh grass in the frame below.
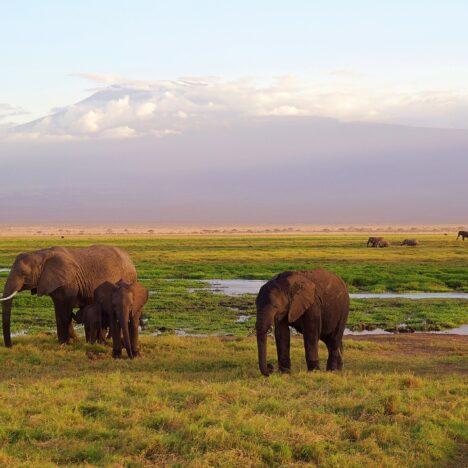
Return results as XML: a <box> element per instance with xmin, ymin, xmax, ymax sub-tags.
<box><xmin>0</xmin><ymin>235</ymin><xmax>467</xmax><ymax>336</ymax></box>
<box><xmin>0</xmin><ymin>334</ymin><xmax>466</xmax><ymax>466</ymax></box>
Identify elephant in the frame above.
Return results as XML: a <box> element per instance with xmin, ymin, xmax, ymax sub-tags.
<box><xmin>0</xmin><ymin>245</ymin><xmax>137</xmax><ymax>347</ymax></box>
<box><xmin>377</xmin><ymin>240</ymin><xmax>389</xmax><ymax>247</ymax></box>
<box><xmin>401</xmin><ymin>239</ymin><xmax>419</xmax><ymax>246</ymax></box>
<box><xmin>367</xmin><ymin>237</ymin><xmax>384</xmax><ymax>247</ymax></box>
<box><xmin>74</xmin><ymin>304</ymin><xmax>107</xmax><ymax>344</ymax></box>
<box><xmin>255</xmin><ymin>269</ymin><xmax>349</xmax><ymax>376</ymax></box>
<box><xmin>457</xmin><ymin>230</ymin><xmax>467</xmax><ymax>240</ymax></box>
<box><xmin>111</xmin><ymin>280</ymin><xmax>148</xmax><ymax>359</ymax></box>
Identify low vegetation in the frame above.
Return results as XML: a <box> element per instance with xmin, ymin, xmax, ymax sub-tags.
<box><xmin>0</xmin><ymin>334</ymin><xmax>466</xmax><ymax>466</ymax></box>
<box><xmin>0</xmin><ymin>235</ymin><xmax>466</xmax><ymax>465</ymax></box>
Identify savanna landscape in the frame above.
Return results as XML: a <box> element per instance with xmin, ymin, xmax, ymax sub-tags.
<box><xmin>0</xmin><ymin>233</ymin><xmax>466</xmax><ymax>466</ymax></box>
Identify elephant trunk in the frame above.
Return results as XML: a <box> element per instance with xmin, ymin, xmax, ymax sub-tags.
<box><xmin>2</xmin><ymin>275</ymin><xmax>24</xmax><ymax>348</ymax></box>
<box><xmin>255</xmin><ymin>309</ymin><xmax>274</xmax><ymax>376</ymax></box>
<box><xmin>119</xmin><ymin>309</ymin><xmax>133</xmax><ymax>359</ymax></box>
<box><xmin>256</xmin><ymin>333</ymin><xmax>270</xmax><ymax>376</ymax></box>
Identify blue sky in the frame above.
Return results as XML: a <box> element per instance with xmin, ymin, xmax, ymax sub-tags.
<box><xmin>2</xmin><ymin>1</ymin><xmax>468</xmax><ymax>122</ymax></box>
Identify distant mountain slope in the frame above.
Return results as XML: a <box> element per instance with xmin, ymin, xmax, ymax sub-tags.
<box><xmin>1</xmin><ymin>117</ymin><xmax>467</xmax><ymax>224</ymax></box>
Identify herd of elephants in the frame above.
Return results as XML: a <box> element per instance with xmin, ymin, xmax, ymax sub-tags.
<box><xmin>0</xmin><ymin>230</ymin><xmax>466</xmax><ymax>376</ymax></box>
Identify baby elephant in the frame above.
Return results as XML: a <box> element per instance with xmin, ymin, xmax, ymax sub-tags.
<box><xmin>255</xmin><ymin>268</ymin><xmax>349</xmax><ymax>376</ymax></box>
<box><xmin>111</xmin><ymin>280</ymin><xmax>149</xmax><ymax>359</ymax></box>
<box><xmin>74</xmin><ymin>304</ymin><xmax>107</xmax><ymax>344</ymax></box>
<box><xmin>401</xmin><ymin>238</ymin><xmax>419</xmax><ymax>246</ymax></box>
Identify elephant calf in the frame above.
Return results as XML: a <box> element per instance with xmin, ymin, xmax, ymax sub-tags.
<box><xmin>401</xmin><ymin>239</ymin><xmax>419</xmax><ymax>246</ymax></box>
<box><xmin>111</xmin><ymin>280</ymin><xmax>148</xmax><ymax>359</ymax></box>
<box><xmin>74</xmin><ymin>304</ymin><xmax>108</xmax><ymax>344</ymax></box>
<box><xmin>255</xmin><ymin>269</ymin><xmax>349</xmax><ymax>376</ymax></box>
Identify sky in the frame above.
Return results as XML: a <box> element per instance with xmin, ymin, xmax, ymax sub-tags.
<box><xmin>1</xmin><ymin>1</ymin><xmax>467</xmax><ymax>224</ymax></box>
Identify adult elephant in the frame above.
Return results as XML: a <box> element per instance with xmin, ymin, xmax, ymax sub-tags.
<box><xmin>367</xmin><ymin>237</ymin><xmax>383</xmax><ymax>247</ymax></box>
<box><xmin>457</xmin><ymin>230</ymin><xmax>467</xmax><ymax>240</ymax></box>
<box><xmin>255</xmin><ymin>269</ymin><xmax>349</xmax><ymax>376</ymax></box>
<box><xmin>0</xmin><ymin>245</ymin><xmax>137</xmax><ymax>347</ymax></box>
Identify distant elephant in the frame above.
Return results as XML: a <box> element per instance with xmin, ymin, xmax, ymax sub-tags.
<box><xmin>74</xmin><ymin>304</ymin><xmax>107</xmax><ymax>344</ymax></box>
<box><xmin>111</xmin><ymin>280</ymin><xmax>148</xmax><ymax>359</ymax></box>
<box><xmin>0</xmin><ymin>245</ymin><xmax>137</xmax><ymax>347</ymax></box>
<box><xmin>367</xmin><ymin>237</ymin><xmax>384</xmax><ymax>247</ymax></box>
<box><xmin>378</xmin><ymin>240</ymin><xmax>389</xmax><ymax>247</ymax></box>
<box><xmin>401</xmin><ymin>239</ymin><xmax>419</xmax><ymax>246</ymax></box>
<box><xmin>255</xmin><ymin>269</ymin><xmax>349</xmax><ymax>376</ymax></box>
<box><xmin>457</xmin><ymin>230</ymin><xmax>467</xmax><ymax>240</ymax></box>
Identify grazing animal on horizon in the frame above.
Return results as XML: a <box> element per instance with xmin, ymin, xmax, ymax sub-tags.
<box><xmin>401</xmin><ymin>239</ymin><xmax>419</xmax><ymax>246</ymax></box>
<box><xmin>457</xmin><ymin>230</ymin><xmax>468</xmax><ymax>241</ymax></box>
<box><xmin>367</xmin><ymin>237</ymin><xmax>384</xmax><ymax>247</ymax></box>
<box><xmin>255</xmin><ymin>269</ymin><xmax>349</xmax><ymax>376</ymax></box>
<box><xmin>377</xmin><ymin>240</ymin><xmax>389</xmax><ymax>247</ymax></box>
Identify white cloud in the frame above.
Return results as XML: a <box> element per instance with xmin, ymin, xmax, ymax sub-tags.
<box><xmin>5</xmin><ymin>75</ymin><xmax>468</xmax><ymax>141</ymax></box>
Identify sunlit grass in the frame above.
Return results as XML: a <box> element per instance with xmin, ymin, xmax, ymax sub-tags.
<box><xmin>0</xmin><ymin>235</ymin><xmax>466</xmax><ymax>465</ymax></box>
<box><xmin>0</xmin><ymin>334</ymin><xmax>466</xmax><ymax>466</ymax></box>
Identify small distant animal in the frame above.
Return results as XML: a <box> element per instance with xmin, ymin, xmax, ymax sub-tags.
<box><xmin>367</xmin><ymin>237</ymin><xmax>384</xmax><ymax>247</ymax></box>
<box><xmin>457</xmin><ymin>230</ymin><xmax>467</xmax><ymax>241</ymax></box>
<box><xmin>377</xmin><ymin>240</ymin><xmax>389</xmax><ymax>247</ymax></box>
<box><xmin>401</xmin><ymin>239</ymin><xmax>419</xmax><ymax>246</ymax></box>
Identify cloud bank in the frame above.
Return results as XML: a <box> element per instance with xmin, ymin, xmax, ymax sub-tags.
<box><xmin>5</xmin><ymin>75</ymin><xmax>468</xmax><ymax>141</ymax></box>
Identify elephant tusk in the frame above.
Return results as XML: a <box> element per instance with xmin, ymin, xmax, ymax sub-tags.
<box><xmin>0</xmin><ymin>291</ymin><xmax>18</xmax><ymax>302</ymax></box>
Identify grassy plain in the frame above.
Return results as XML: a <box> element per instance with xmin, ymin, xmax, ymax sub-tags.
<box><xmin>0</xmin><ymin>234</ymin><xmax>466</xmax><ymax>335</ymax></box>
<box><xmin>0</xmin><ymin>234</ymin><xmax>466</xmax><ymax>466</ymax></box>
<box><xmin>0</xmin><ymin>334</ymin><xmax>466</xmax><ymax>466</ymax></box>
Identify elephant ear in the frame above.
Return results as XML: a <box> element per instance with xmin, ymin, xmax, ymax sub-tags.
<box><xmin>37</xmin><ymin>255</ymin><xmax>78</xmax><ymax>296</ymax></box>
<box><xmin>288</xmin><ymin>276</ymin><xmax>316</xmax><ymax>322</ymax></box>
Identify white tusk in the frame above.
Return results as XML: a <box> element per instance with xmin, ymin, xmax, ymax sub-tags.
<box><xmin>0</xmin><ymin>291</ymin><xmax>18</xmax><ymax>302</ymax></box>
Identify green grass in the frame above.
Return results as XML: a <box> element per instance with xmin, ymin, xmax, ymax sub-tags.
<box><xmin>0</xmin><ymin>334</ymin><xmax>466</xmax><ymax>466</ymax></box>
<box><xmin>0</xmin><ymin>234</ymin><xmax>466</xmax><ymax>466</ymax></box>
<box><xmin>0</xmin><ymin>234</ymin><xmax>467</xmax><ymax>336</ymax></box>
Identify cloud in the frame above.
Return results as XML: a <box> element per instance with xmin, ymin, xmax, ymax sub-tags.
<box><xmin>0</xmin><ymin>103</ymin><xmax>29</xmax><ymax>121</ymax></box>
<box><xmin>5</xmin><ymin>75</ymin><xmax>468</xmax><ymax>140</ymax></box>
<box><xmin>69</xmin><ymin>72</ymin><xmax>122</xmax><ymax>84</ymax></box>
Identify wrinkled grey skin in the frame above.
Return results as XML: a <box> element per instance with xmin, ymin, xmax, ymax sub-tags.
<box><xmin>111</xmin><ymin>281</ymin><xmax>148</xmax><ymax>359</ymax></box>
<box><xmin>401</xmin><ymin>239</ymin><xmax>419</xmax><ymax>246</ymax></box>
<box><xmin>1</xmin><ymin>245</ymin><xmax>137</xmax><ymax>347</ymax></box>
<box><xmin>255</xmin><ymin>269</ymin><xmax>349</xmax><ymax>377</ymax></box>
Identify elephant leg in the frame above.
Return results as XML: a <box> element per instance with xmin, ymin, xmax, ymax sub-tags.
<box><xmin>111</xmin><ymin>317</ymin><xmax>122</xmax><ymax>358</ymax></box>
<box><xmin>130</xmin><ymin>317</ymin><xmax>140</xmax><ymax>357</ymax></box>
<box><xmin>53</xmin><ymin>299</ymin><xmax>75</xmax><ymax>344</ymax></box>
<box><xmin>274</xmin><ymin>318</ymin><xmax>290</xmax><ymax>373</ymax></box>
<box><xmin>324</xmin><ymin>336</ymin><xmax>343</xmax><ymax>371</ymax></box>
<box><xmin>303</xmin><ymin>311</ymin><xmax>320</xmax><ymax>371</ymax></box>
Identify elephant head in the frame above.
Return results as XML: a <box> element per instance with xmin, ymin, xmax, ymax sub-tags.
<box><xmin>1</xmin><ymin>248</ymin><xmax>79</xmax><ymax>347</ymax></box>
<box><xmin>255</xmin><ymin>273</ymin><xmax>316</xmax><ymax>376</ymax></box>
